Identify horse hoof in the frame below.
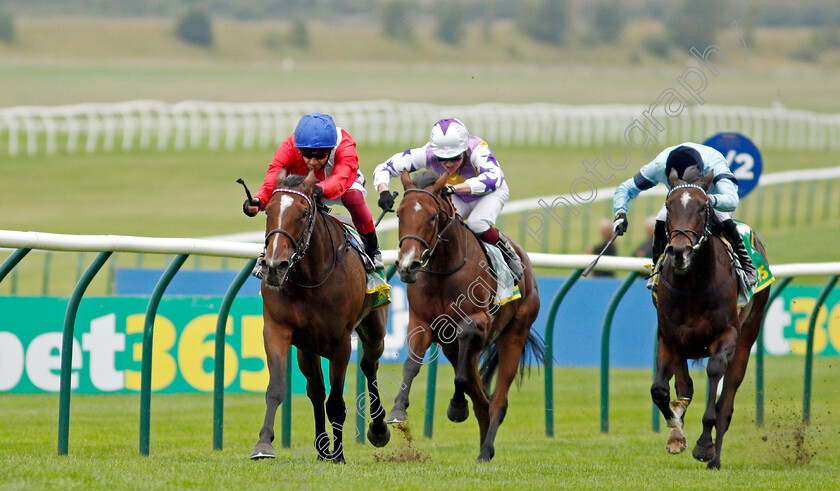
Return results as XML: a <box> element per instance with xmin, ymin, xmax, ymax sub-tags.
<box><xmin>476</xmin><ymin>446</ymin><xmax>494</xmax><ymax>463</ymax></box>
<box><xmin>386</xmin><ymin>408</ymin><xmax>407</xmax><ymax>424</ymax></box>
<box><xmin>250</xmin><ymin>442</ymin><xmax>276</xmax><ymax>460</ymax></box>
<box><xmin>368</xmin><ymin>424</ymin><xmax>391</xmax><ymax>448</ymax></box>
<box><xmin>692</xmin><ymin>442</ymin><xmax>716</xmax><ymax>463</ymax></box>
<box><xmin>666</xmin><ymin>427</ymin><xmax>687</xmax><ymax>454</ymax></box>
<box><xmin>706</xmin><ymin>459</ymin><xmax>721</xmax><ymax>470</ymax></box>
<box><xmin>447</xmin><ymin>399</ymin><xmax>469</xmax><ymax>423</ymax></box>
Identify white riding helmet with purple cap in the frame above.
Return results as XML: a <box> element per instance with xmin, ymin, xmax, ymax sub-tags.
<box><xmin>429</xmin><ymin>118</ymin><xmax>470</xmax><ymax>159</ymax></box>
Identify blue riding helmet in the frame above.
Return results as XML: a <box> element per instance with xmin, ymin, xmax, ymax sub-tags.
<box><xmin>665</xmin><ymin>145</ymin><xmax>704</xmax><ymax>179</ymax></box>
<box><xmin>294</xmin><ymin>113</ymin><xmax>337</xmax><ymax>149</ymax></box>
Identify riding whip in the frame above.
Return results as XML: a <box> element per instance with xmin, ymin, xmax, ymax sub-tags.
<box><xmin>236</xmin><ymin>178</ymin><xmax>254</xmax><ymax>203</ymax></box>
<box><xmin>581</xmin><ymin>231</ymin><xmax>618</xmax><ymax>278</ymax></box>
<box><xmin>374</xmin><ymin>191</ymin><xmax>399</xmax><ymax>227</ymax></box>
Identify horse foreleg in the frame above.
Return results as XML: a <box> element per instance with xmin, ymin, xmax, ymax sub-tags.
<box><xmin>477</xmin><ymin>330</ymin><xmax>526</xmax><ymax>463</ymax></box>
<box><xmin>693</xmin><ymin>328</ymin><xmax>738</xmax><ymax>467</ymax></box>
<box><xmin>651</xmin><ymin>337</ymin><xmax>684</xmax><ymax>454</ymax></box>
<box><xmin>386</xmin><ymin>321</ymin><xmax>432</xmax><ymax>424</ymax></box>
<box><xmin>708</xmin><ymin>339</ymin><xmax>753</xmax><ymax>469</ymax></box>
<box><xmin>666</xmin><ymin>360</ymin><xmax>694</xmax><ymax>454</ymax></box>
<box><xmin>448</xmin><ymin>315</ymin><xmax>484</xmax><ymax>424</ymax></box>
<box><xmin>297</xmin><ymin>349</ymin><xmax>329</xmax><ymax>460</ymax></box>
<box><xmin>324</xmin><ymin>352</ymin><xmax>351</xmax><ymax>464</ymax></box>
<box><xmin>357</xmin><ymin>308</ymin><xmax>391</xmax><ymax>447</ymax></box>
<box><xmin>251</xmin><ymin>324</ymin><xmax>292</xmax><ymax>460</ymax></box>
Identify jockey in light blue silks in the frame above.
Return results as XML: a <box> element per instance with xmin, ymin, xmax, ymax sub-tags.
<box><xmin>372</xmin><ymin>118</ymin><xmax>524</xmax><ymax>282</ymax></box>
<box><xmin>612</xmin><ymin>142</ymin><xmax>757</xmax><ymax>291</ymax></box>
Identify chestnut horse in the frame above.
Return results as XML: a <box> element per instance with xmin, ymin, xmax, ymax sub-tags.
<box><xmin>652</xmin><ymin>169</ymin><xmax>770</xmax><ymax>469</ymax></box>
<box><xmin>384</xmin><ymin>170</ymin><xmax>542</xmax><ymax>463</ymax></box>
<box><xmin>250</xmin><ymin>172</ymin><xmax>390</xmax><ymax>463</ymax></box>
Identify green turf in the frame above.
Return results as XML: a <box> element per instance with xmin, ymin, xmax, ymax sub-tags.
<box><xmin>0</xmin><ymin>357</ymin><xmax>837</xmax><ymax>489</ymax></box>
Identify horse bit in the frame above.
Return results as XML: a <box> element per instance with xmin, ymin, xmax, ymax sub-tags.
<box><xmin>665</xmin><ymin>183</ymin><xmax>711</xmax><ymax>253</ymax></box>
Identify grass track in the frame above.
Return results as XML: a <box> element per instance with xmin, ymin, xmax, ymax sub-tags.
<box><xmin>1</xmin><ymin>358</ymin><xmax>838</xmax><ymax>489</ymax></box>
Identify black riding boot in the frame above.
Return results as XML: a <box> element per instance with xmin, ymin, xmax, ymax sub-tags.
<box><xmin>361</xmin><ymin>230</ymin><xmax>384</xmax><ymax>271</ymax></box>
<box><xmin>721</xmin><ymin>219</ymin><xmax>757</xmax><ymax>288</ymax></box>
<box><xmin>495</xmin><ymin>235</ymin><xmax>524</xmax><ymax>284</ymax></box>
<box><xmin>647</xmin><ymin>220</ymin><xmax>668</xmax><ymax>290</ymax></box>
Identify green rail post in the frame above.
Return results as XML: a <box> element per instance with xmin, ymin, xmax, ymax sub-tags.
<box><xmin>772</xmin><ymin>184</ymin><xmax>782</xmax><ymax>227</ymax></box>
<box><xmin>58</xmin><ymin>251</ymin><xmax>112</xmax><ymax>456</ymax></box>
<box><xmin>756</xmin><ymin>277</ymin><xmax>792</xmax><ymax>427</ymax></box>
<box><xmin>139</xmin><ymin>254</ymin><xmax>188</xmax><ymax>456</ymax></box>
<box><xmin>356</xmin><ymin>343</ymin><xmax>366</xmax><ymax>444</ymax></box>
<box><xmin>581</xmin><ymin>205</ymin><xmax>591</xmax><ymax>252</ymax></box>
<box><xmin>652</xmin><ymin>336</ymin><xmax>660</xmax><ymax>433</ymax></box>
<box><xmin>42</xmin><ymin>251</ymin><xmax>52</xmax><ymax>296</ymax></box>
<box><xmin>424</xmin><ymin>347</ymin><xmax>439</xmax><ymax>439</ymax></box>
<box><xmin>213</xmin><ymin>258</ymin><xmax>256</xmax><ymax>450</ymax></box>
<box><xmin>282</xmin><ymin>351</ymin><xmax>292</xmax><ymax>448</ymax></box>
<box><xmin>803</xmin><ymin>275</ymin><xmax>838</xmax><ymax>424</ymax></box>
<box><xmin>755</xmin><ymin>186</ymin><xmax>766</xmax><ymax>229</ymax></box>
<box><xmin>561</xmin><ymin>208</ymin><xmax>571</xmax><ymax>254</ymax></box>
<box><xmin>823</xmin><ymin>180</ymin><xmax>834</xmax><ymax>220</ymax></box>
<box><xmin>600</xmin><ymin>272</ymin><xmax>640</xmax><ymax>433</ymax></box>
<box><xmin>543</xmin><ymin>269</ymin><xmax>583</xmax><ymax>437</ymax></box>
<box><xmin>0</xmin><ymin>248</ymin><xmax>31</xmax><ymax>283</ymax></box>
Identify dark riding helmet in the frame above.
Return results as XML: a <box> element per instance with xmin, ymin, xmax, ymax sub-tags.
<box><xmin>665</xmin><ymin>145</ymin><xmax>704</xmax><ymax>180</ymax></box>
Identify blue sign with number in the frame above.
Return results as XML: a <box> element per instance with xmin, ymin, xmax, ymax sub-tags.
<box><xmin>703</xmin><ymin>132</ymin><xmax>763</xmax><ymax>198</ymax></box>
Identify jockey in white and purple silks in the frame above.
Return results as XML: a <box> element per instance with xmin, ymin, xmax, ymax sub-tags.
<box><xmin>372</xmin><ymin>117</ymin><xmax>523</xmax><ymax>281</ymax></box>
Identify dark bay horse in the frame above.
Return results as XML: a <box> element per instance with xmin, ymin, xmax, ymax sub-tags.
<box><xmin>250</xmin><ymin>172</ymin><xmax>390</xmax><ymax>463</ymax></box>
<box><xmin>384</xmin><ymin>170</ymin><xmax>542</xmax><ymax>463</ymax></box>
<box><xmin>652</xmin><ymin>169</ymin><xmax>770</xmax><ymax>470</ymax></box>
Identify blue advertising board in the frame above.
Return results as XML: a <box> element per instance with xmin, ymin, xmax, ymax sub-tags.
<box><xmin>703</xmin><ymin>132</ymin><xmax>763</xmax><ymax>198</ymax></box>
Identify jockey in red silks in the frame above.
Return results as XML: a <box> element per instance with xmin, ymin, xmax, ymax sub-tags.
<box><xmin>372</xmin><ymin>117</ymin><xmax>523</xmax><ymax>282</ymax></box>
<box><xmin>243</xmin><ymin>112</ymin><xmax>382</xmax><ymax>276</ymax></box>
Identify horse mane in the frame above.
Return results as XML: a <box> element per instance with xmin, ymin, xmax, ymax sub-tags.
<box><xmin>412</xmin><ymin>170</ymin><xmax>440</xmax><ymax>189</ymax></box>
<box><xmin>281</xmin><ymin>174</ymin><xmax>307</xmax><ymax>189</ymax></box>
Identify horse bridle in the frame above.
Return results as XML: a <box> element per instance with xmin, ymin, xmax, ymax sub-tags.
<box><xmin>264</xmin><ymin>188</ymin><xmax>317</xmax><ymax>267</ymax></box>
<box><xmin>398</xmin><ymin>188</ymin><xmax>467</xmax><ymax>274</ymax></box>
<box><xmin>665</xmin><ymin>184</ymin><xmax>711</xmax><ymax>254</ymax></box>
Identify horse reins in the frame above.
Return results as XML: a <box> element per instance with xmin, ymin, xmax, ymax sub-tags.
<box><xmin>398</xmin><ymin>188</ymin><xmax>468</xmax><ymax>275</ymax></box>
<box><xmin>265</xmin><ymin>187</ymin><xmax>345</xmax><ymax>289</ymax></box>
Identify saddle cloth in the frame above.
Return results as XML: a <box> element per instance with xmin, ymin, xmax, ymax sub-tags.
<box><xmin>326</xmin><ymin>215</ymin><xmax>391</xmax><ymax>311</ymax></box>
<box><xmin>478</xmin><ymin>241</ymin><xmax>522</xmax><ymax>306</ymax></box>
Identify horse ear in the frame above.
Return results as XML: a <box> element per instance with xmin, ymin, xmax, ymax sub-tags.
<box><xmin>400</xmin><ymin>170</ymin><xmax>415</xmax><ymax>190</ymax></box>
<box><xmin>701</xmin><ymin>171</ymin><xmax>714</xmax><ymax>190</ymax></box>
<box><xmin>273</xmin><ymin>168</ymin><xmax>289</xmax><ymax>189</ymax></box>
<box><xmin>433</xmin><ymin>172</ymin><xmax>448</xmax><ymax>192</ymax></box>
<box><xmin>302</xmin><ymin>170</ymin><xmax>316</xmax><ymax>193</ymax></box>
<box><xmin>668</xmin><ymin>168</ymin><xmax>684</xmax><ymax>188</ymax></box>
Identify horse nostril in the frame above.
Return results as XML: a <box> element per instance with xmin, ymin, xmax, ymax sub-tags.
<box><xmin>409</xmin><ymin>261</ymin><xmax>421</xmax><ymax>272</ymax></box>
<box><xmin>278</xmin><ymin>260</ymin><xmax>290</xmax><ymax>271</ymax></box>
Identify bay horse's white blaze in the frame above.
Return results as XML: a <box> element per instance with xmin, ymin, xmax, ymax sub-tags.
<box><xmin>267</xmin><ymin>195</ymin><xmax>295</xmax><ymax>265</ymax></box>
<box><xmin>680</xmin><ymin>191</ymin><xmax>691</xmax><ymax>209</ymax></box>
<box><xmin>399</xmin><ymin>248</ymin><xmax>417</xmax><ymax>271</ymax></box>
<box><xmin>413</xmin><ymin>202</ymin><xmax>422</xmax><ymax>214</ymax></box>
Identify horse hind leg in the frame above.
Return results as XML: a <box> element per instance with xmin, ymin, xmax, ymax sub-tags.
<box><xmin>477</xmin><ymin>330</ymin><xmax>528</xmax><ymax>463</ymax></box>
<box><xmin>651</xmin><ymin>341</ymin><xmax>681</xmax><ymax>454</ymax></box>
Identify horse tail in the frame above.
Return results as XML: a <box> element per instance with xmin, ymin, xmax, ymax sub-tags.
<box><xmin>479</xmin><ymin>330</ymin><xmax>546</xmax><ymax>391</ymax></box>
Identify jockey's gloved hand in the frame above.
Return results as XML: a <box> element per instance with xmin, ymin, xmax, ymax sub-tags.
<box><xmin>378</xmin><ymin>190</ymin><xmax>395</xmax><ymax>211</ymax></box>
<box><xmin>312</xmin><ymin>185</ymin><xmax>324</xmax><ymax>202</ymax></box>
<box><xmin>441</xmin><ymin>184</ymin><xmax>456</xmax><ymax>197</ymax></box>
<box><xmin>613</xmin><ymin>211</ymin><xmax>628</xmax><ymax>236</ymax></box>
<box><xmin>243</xmin><ymin>197</ymin><xmax>261</xmax><ymax>217</ymax></box>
